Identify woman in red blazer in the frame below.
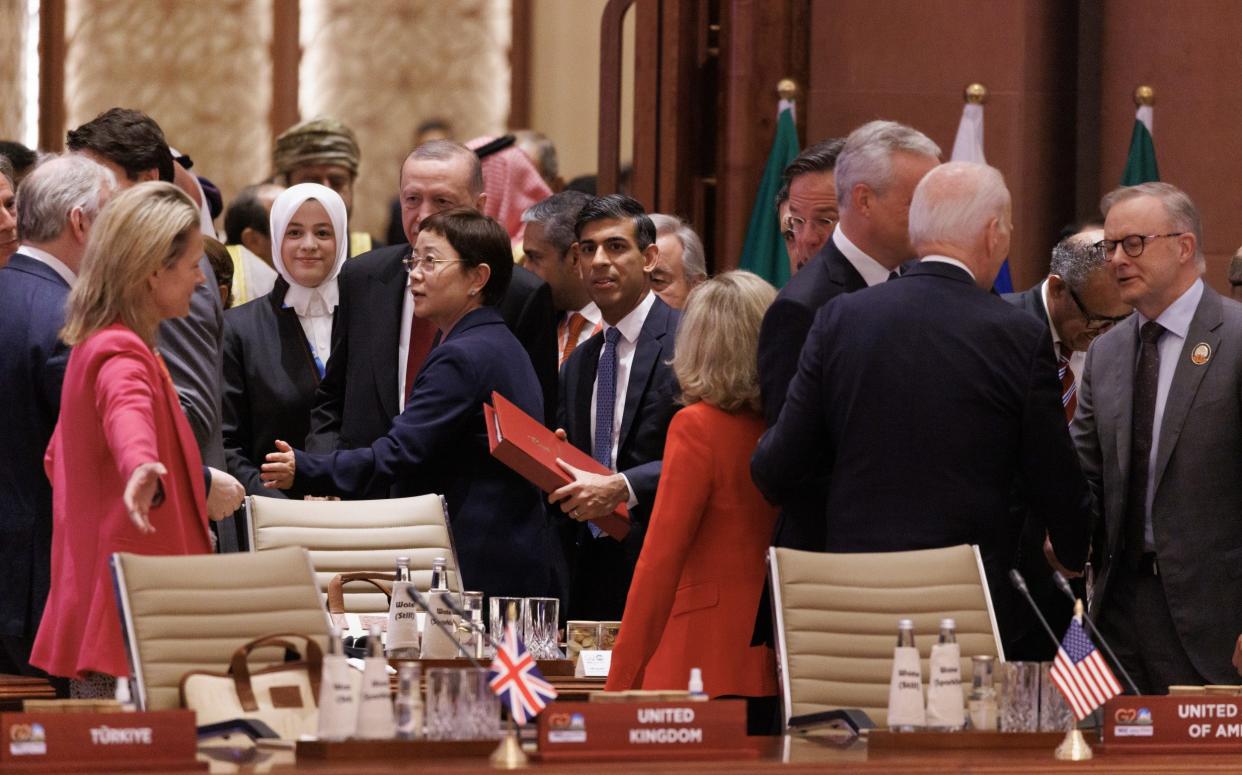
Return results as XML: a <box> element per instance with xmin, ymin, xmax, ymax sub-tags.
<box><xmin>605</xmin><ymin>270</ymin><xmax>780</xmax><ymax>731</ymax></box>
<box><xmin>31</xmin><ymin>183</ymin><xmax>225</xmax><ymax>697</ymax></box>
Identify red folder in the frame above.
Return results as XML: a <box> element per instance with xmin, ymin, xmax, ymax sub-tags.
<box><xmin>485</xmin><ymin>391</ymin><xmax>631</xmax><ymax>540</ymax></box>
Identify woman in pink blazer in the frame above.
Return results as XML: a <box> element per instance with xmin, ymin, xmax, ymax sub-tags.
<box><xmin>605</xmin><ymin>271</ymin><xmax>781</xmax><ymax>733</ymax></box>
<box><xmin>31</xmin><ymin>183</ymin><xmax>236</xmax><ymax>697</ymax></box>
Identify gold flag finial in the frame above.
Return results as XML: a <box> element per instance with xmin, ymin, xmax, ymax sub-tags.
<box><xmin>1134</xmin><ymin>85</ymin><xmax>1155</xmax><ymax>107</ymax></box>
<box><xmin>1073</xmin><ymin>598</ymin><xmax>1085</xmax><ymax>617</ymax></box>
<box><xmin>964</xmin><ymin>83</ymin><xmax>989</xmax><ymax>105</ymax></box>
<box><xmin>777</xmin><ymin>78</ymin><xmax>798</xmax><ymax>101</ymax></box>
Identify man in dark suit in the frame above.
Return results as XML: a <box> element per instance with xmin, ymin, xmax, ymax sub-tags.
<box><xmin>1075</xmin><ymin>182</ymin><xmax>1242</xmax><ymax>691</ymax></box>
<box><xmin>306</xmin><ymin>140</ymin><xmax>557</xmax><ymax>471</ymax></box>
<box><xmin>752</xmin><ymin>162</ymin><xmax>1091</xmax><ymax>651</ymax></box>
<box><xmin>1003</xmin><ymin>228</ymin><xmax>1131</xmax><ymax>660</ymax></box>
<box><xmin>0</xmin><ymin>154</ymin><xmax>114</xmax><ymax>680</ymax></box>
<box><xmin>551</xmin><ymin>195</ymin><xmax>681</xmax><ymax>621</ymax></box>
<box><xmin>758</xmin><ymin>121</ymin><xmax>940</xmax><ymax>553</ymax></box>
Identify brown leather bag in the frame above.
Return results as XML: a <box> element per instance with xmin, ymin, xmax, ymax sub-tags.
<box><xmin>326</xmin><ymin>571</ymin><xmax>394</xmax><ymax>633</ymax></box>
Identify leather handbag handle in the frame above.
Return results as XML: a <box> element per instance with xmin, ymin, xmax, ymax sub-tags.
<box><xmin>229</xmin><ymin>633</ymin><xmax>324</xmax><ymax>712</ymax></box>
<box><xmin>325</xmin><ymin>571</ymin><xmax>395</xmax><ymax>614</ymax></box>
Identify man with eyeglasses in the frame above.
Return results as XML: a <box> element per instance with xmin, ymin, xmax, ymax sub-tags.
<box><xmin>306</xmin><ymin>140</ymin><xmax>557</xmax><ymax>475</ymax></box>
<box><xmin>756</xmin><ymin>121</ymin><xmax>940</xmax><ymax>552</ymax></box>
<box><xmin>1073</xmin><ymin>181</ymin><xmax>1242</xmax><ymax>693</ymax></box>
<box><xmin>1002</xmin><ymin>226</ymin><xmax>1130</xmax><ymax>660</ymax></box>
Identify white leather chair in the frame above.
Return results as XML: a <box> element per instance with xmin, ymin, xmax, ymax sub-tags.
<box><xmin>112</xmin><ymin>546</ymin><xmax>330</xmax><ymax>711</ymax></box>
<box><xmin>768</xmin><ymin>544</ymin><xmax>1003</xmax><ymax>728</ymax></box>
<box><xmin>245</xmin><ymin>494</ymin><xmax>463</xmax><ymax>613</ymax></box>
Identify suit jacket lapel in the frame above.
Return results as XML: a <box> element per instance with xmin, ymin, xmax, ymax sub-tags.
<box><xmin>1152</xmin><ymin>289</ymin><xmax>1222</xmax><ymax>492</ymax></box>
<box><xmin>371</xmin><ymin>248</ymin><xmax>409</xmax><ymax>420</ymax></box>
<box><xmin>617</xmin><ymin>300</ymin><xmax>669</xmax><ymax>455</ymax></box>
<box><xmin>573</xmin><ymin>335</ymin><xmax>602</xmax><ymax>449</ymax></box>
<box><xmin>1112</xmin><ymin>315</ymin><xmax>1137</xmax><ymax>489</ymax></box>
<box><xmin>822</xmin><ymin>239</ymin><xmax>867</xmax><ymax>293</ymax></box>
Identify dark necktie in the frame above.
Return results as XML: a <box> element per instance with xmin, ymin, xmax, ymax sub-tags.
<box><xmin>887</xmin><ymin>270</ymin><xmax>900</xmax><ymax>282</ymax></box>
<box><xmin>1124</xmin><ymin>321</ymin><xmax>1164</xmax><ymax>569</ymax></box>
<box><xmin>589</xmin><ymin>327</ymin><xmax>622</xmax><ymax>538</ymax></box>
<box><xmin>1057</xmin><ymin>343</ymin><xmax>1077</xmax><ymax>424</ymax></box>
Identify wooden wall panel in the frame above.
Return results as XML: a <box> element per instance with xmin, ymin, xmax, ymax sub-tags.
<box><xmin>1097</xmin><ymin>0</ymin><xmax>1242</xmax><ymax>294</ymax></box>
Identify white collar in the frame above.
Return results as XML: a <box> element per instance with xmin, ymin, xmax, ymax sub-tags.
<box><xmin>833</xmin><ymin>227</ymin><xmax>891</xmax><ymax>287</ymax></box>
<box><xmin>18</xmin><ymin>244</ymin><xmax>76</xmax><ymax>287</ymax></box>
<box><xmin>1140</xmin><ymin>278</ymin><xmax>1203</xmax><ymax>340</ymax></box>
<box><xmin>605</xmin><ymin>290</ymin><xmax>656</xmax><ymax>344</ymax></box>
<box><xmin>920</xmin><ymin>255</ymin><xmax>977</xmax><ymax>282</ymax></box>
<box><xmin>576</xmin><ymin>301</ymin><xmax>602</xmax><ymax>326</ymax></box>
<box><xmin>283</xmin><ymin>281</ymin><xmax>338</xmax><ymax>318</ymax></box>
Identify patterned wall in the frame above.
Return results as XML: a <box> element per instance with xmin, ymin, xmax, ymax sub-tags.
<box><xmin>0</xmin><ymin>1</ymin><xmax>29</xmax><ymax>143</ymax></box>
<box><xmin>299</xmin><ymin>0</ymin><xmax>511</xmax><ymax>239</ymax></box>
<box><xmin>64</xmin><ymin>0</ymin><xmax>274</xmax><ymax>230</ymax></box>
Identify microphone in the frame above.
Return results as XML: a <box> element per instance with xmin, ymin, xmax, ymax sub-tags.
<box><xmin>439</xmin><ymin>594</ymin><xmax>504</xmax><ymax>656</ymax></box>
<box><xmin>1008</xmin><ymin>569</ymin><xmax>1064</xmax><ymax>650</ymax></box>
<box><xmin>1050</xmin><ymin>571</ymin><xmax>1141</xmax><ymax>696</ymax></box>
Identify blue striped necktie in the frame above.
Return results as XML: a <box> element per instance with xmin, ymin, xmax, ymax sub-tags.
<box><xmin>589</xmin><ymin>327</ymin><xmax>622</xmax><ymax>538</ymax></box>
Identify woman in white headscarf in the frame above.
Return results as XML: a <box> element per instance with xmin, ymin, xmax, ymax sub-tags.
<box><xmin>221</xmin><ymin>183</ymin><xmax>348</xmax><ymax>499</ymax></box>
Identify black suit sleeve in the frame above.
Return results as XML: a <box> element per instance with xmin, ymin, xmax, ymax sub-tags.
<box><xmin>221</xmin><ymin>316</ymin><xmax>288</xmax><ymax>499</ymax></box>
<box><xmin>306</xmin><ymin>269</ymin><xmax>351</xmax><ymax>453</ymax></box>
<box><xmin>751</xmin><ymin>301</ymin><xmax>834</xmax><ymax>505</ymax></box>
<box><xmin>1022</xmin><ymin>332</ymin><xmax>1091</xmax><ymax>571</ymax></box>
<box><xmin>757</xmin><ymin>296</ymin><xmax>815</xmax><ymax>427</ymax></box>
<box><xmin>512</xmin><ymin>277</ymin><xmax>558</xmax><ymax>426</ymax></box>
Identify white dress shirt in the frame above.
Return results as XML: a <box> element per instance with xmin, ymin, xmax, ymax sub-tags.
<box><xmin>834</xmin><ymin>227</ymin><xmax>892</xmax><ymax>286</ymax></box>
<box><xmin>1139</xmin><ymin>277</ymin><xmax>1204</xmax><ymax>549</ymax></box>
<box><xmin>920</xmin><ymin>255</ymin><xmax>977</xmax><ymax>282</ymax></box>
<box><xmin>589</xmin><ymin>290</ymin><xmax>656</xmax><ymax>508</ymax></box>
<box><xmin>283</xmin><ymin>281</ymin><xmax>337</xmax><ymax>372</ymax></box>
<box><xmin>18</xmin><ymin>244</ymin><xmax>76</xmax><ymax>287</ymax></box>
<box><xmin>1040</xmin><ymin>279</ymin><xmax>1085</xmax><ymax>384</ymax></box>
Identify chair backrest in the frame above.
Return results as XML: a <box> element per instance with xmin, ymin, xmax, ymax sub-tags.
<box><xmin>111</xmin><ymin>546</ymin><xmax>330</xmax><ymax>711</ymax></box>
<box><xmin>245</xmin><ymin>494</ymin><xmax>463</xmax><ymax>613</ymax></box>
<box><xmin>768</xmin><ymin>544</ymin><xmax>1002</xmax><ymax>728</ymax></box>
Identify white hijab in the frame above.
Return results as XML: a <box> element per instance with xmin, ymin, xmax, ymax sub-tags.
<box><xmin>269</xmin><ymin>182</ymin><xmax>349</xmax><ymax>316</ymax></box>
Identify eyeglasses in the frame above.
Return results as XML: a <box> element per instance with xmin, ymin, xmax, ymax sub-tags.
<box><xmin>1094</xmin><ymin>232</ymin><xmax>1185</xmax><ymax>259</ymax></box>
<box><xmin>783</xmin><ymin>214</ymin><xmax>837</xmax><ymax>238</ymax></box>
<box><xmin>1068</xmin><ymin>286</ymin><xmax>1131</xmax><ymax>332</ymax></box>
<box><xmin>403</xmin><ymin>254</ymin><xmax>467</xmax><ymax>273</ymax></box>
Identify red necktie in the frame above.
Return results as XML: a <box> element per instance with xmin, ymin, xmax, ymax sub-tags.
<box><xmin>1057</xmin><ymin>342</ymin><xmax>1077</xmax><ymax>424</ymax></box>
<box><xmin>404</xmin><ymin>313</ymin><xmax>438</xmax><ymax>402</ymax></box>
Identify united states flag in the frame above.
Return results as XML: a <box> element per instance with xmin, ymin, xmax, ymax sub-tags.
<box><xmin>1049</xmin><ymin>616</ymin><xmax>1123</xmax><ymax>719</ymax></box>
<box><xmin>488</xmin><ymin>622</ymin><xmax>558</xmax><ymax>724</ymax></box>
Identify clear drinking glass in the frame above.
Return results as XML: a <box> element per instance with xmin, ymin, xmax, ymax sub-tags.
<box><xmin>460</xmin><ymin>591</ymin><xmax>485</xmax><ymax>656</ymax></box>
<box><xmin>524</xmin><ymin>597</ymin><xmax>560</xmax><ymax>660</ymax></box>
<box><xmin>998</xmin><ymin>661</ymin><xmax>1040</xmax><ymax>732</ymax></box>
<box><xmin>490</xmin><ymin>596</ymin><xmax>524</xmax><ymax>643</ymax></box>
<box><xmin>424</xmin><ymin>667</ymin><xmax>460</xmax><ymax>741</ymax></box>
<box><xmin>458</xmin><ymin>667</ymin><xmax>500</xmax><ymax>740</ymax></box>
<box><xmin>1039</xmin><ymin>661</ymin><xmax>1075</xmax><ymax>732</ymax></box>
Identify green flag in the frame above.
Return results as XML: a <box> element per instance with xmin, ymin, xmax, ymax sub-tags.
<box><xmin>740</xmin><ymin>105</ymin><xmax>799</xmax><ymax>287</ymax></box>
<box><xmin>1121</xmin><ymin>105</ymin><xmax>1159</xmax><ymax>185</ymax></box>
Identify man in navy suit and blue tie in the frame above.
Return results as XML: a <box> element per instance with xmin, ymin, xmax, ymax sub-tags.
<box><xmin>0</xmin><ymin>154</ymin><xmax>115</xmax><ymax>680</ymax></box>
<box><xmin>552</xmin><ymin>194</ymin><xmax>681</xmax><ymax>621</ymax></box>
<box><xmin>752</xmin><ymin>162</ymin><xmax>1091</xmax><ymax>652</ymax></box>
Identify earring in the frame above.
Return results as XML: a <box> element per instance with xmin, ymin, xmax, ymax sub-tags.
<box><xmin>468</xmin><ymin>289</ymin><xmax>477</xmax><ymax>297</ymax></box>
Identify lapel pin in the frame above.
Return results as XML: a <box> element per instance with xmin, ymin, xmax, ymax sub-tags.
<box><xmin>1190</xmin><ymin>342</ymin><xmax>1211</xmax><ymax>366</ymax></box>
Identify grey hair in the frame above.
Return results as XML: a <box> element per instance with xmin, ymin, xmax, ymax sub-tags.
<box><xmin>908</xmin><ymin>162</ymin><xmax>1009</xmax><ymax>250</ymax></box>
<box><xmin>835</xmin><ymin>120</ymin><xmax>941</xmax><ymax>212</ymax></box>
<box><xmin>650</xmin><ymin>213</ymin><xmax>707</xmax><ymax>281</ymax></box>
<box><xmin>521</xmin><ymin>189</ymin><xmax>592</xmax><ymax>256</ymax></box>
<box><xmin>17</xmin><ymin>153</ymin><xmax>116</xmax><ymax>243</ymax></box>
<box><xmin>1100</xmin><ymin>182</ymin><xmax>1204</xmax><ymax>271</ymax></box>
<box><xmin>1050</xmin><ymin>232</ymin><xmax>1109</xmax><ymax>291</ymax></box>
<box><xmin>404</xmin><ymin>139</ymin><xmax>484</xmax><ymax>196</ymax></box>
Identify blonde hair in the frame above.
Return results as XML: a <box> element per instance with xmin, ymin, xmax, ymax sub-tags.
<box><xmin>62</xmin><ymin>182</ymin><xmax>199</xmax><ymax>346</ymax></box>
<box><xmin>672</xmin><ymin>270</ymin><xmax>776</xmax><ymax>413</ymax></box>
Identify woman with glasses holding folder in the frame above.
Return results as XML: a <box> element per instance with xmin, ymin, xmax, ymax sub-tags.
<box><xmin>260</xmin><ymin>208</ymin><xmax>555</xmax><ymax>600</ymax></box>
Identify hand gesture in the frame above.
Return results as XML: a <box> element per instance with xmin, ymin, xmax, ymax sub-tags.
<box><xmin>260</xmin><ymin>439</ymin><xmax>296</xmax><ymax>490</ymax></box>
<box><xmin>124</xmin><ymin>462</ymin><xmax>166</xmax><ymax>534</ymax></box>
<box><xmin>549</xmin><ymin>458</ymin><xmax>627</xmax><ymax>521</ymax></box>
<box><xmin>206</xmin><ymin>467</ymin><xmax>245</xmax><ymax>521</ymax></box>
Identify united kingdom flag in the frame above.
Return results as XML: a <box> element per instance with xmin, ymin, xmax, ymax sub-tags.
<box><xmin>488</xmin><ymin>622</ymin><xmax>558</xmax><ymax>724</ymax></box>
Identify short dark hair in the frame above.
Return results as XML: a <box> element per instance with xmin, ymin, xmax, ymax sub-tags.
<box><xmin>66</xmin><ymin>108</ymin><xmax>175</xmax><ymax>183</ymax></box>
<box><xmin>224</xmin><ymin>184</ymin><xmax>272</xmax><ymax>244</ymax></box>
<box><xmin>522</xmin><ymin>190</ymin><xmax>592</xmax><ymax>256</ymax></box>
<box><xmin>0</xmin><ymin>141</ymin><xmax>37</xmax><ymax>179</ymax></box>
<box><xmin>781</xmin><ymin>137</ymin><xmax>845</xmax><ymax>189</ymax></box>
<box><xmin>574</xmin><ymin>193</ymin><xmax>655</xmax><ymax>250</ymax></box>
<box><xmin>418</xmin><ymin>208</ymin><xmax>512</xmax><ymax>307</ymax></box>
